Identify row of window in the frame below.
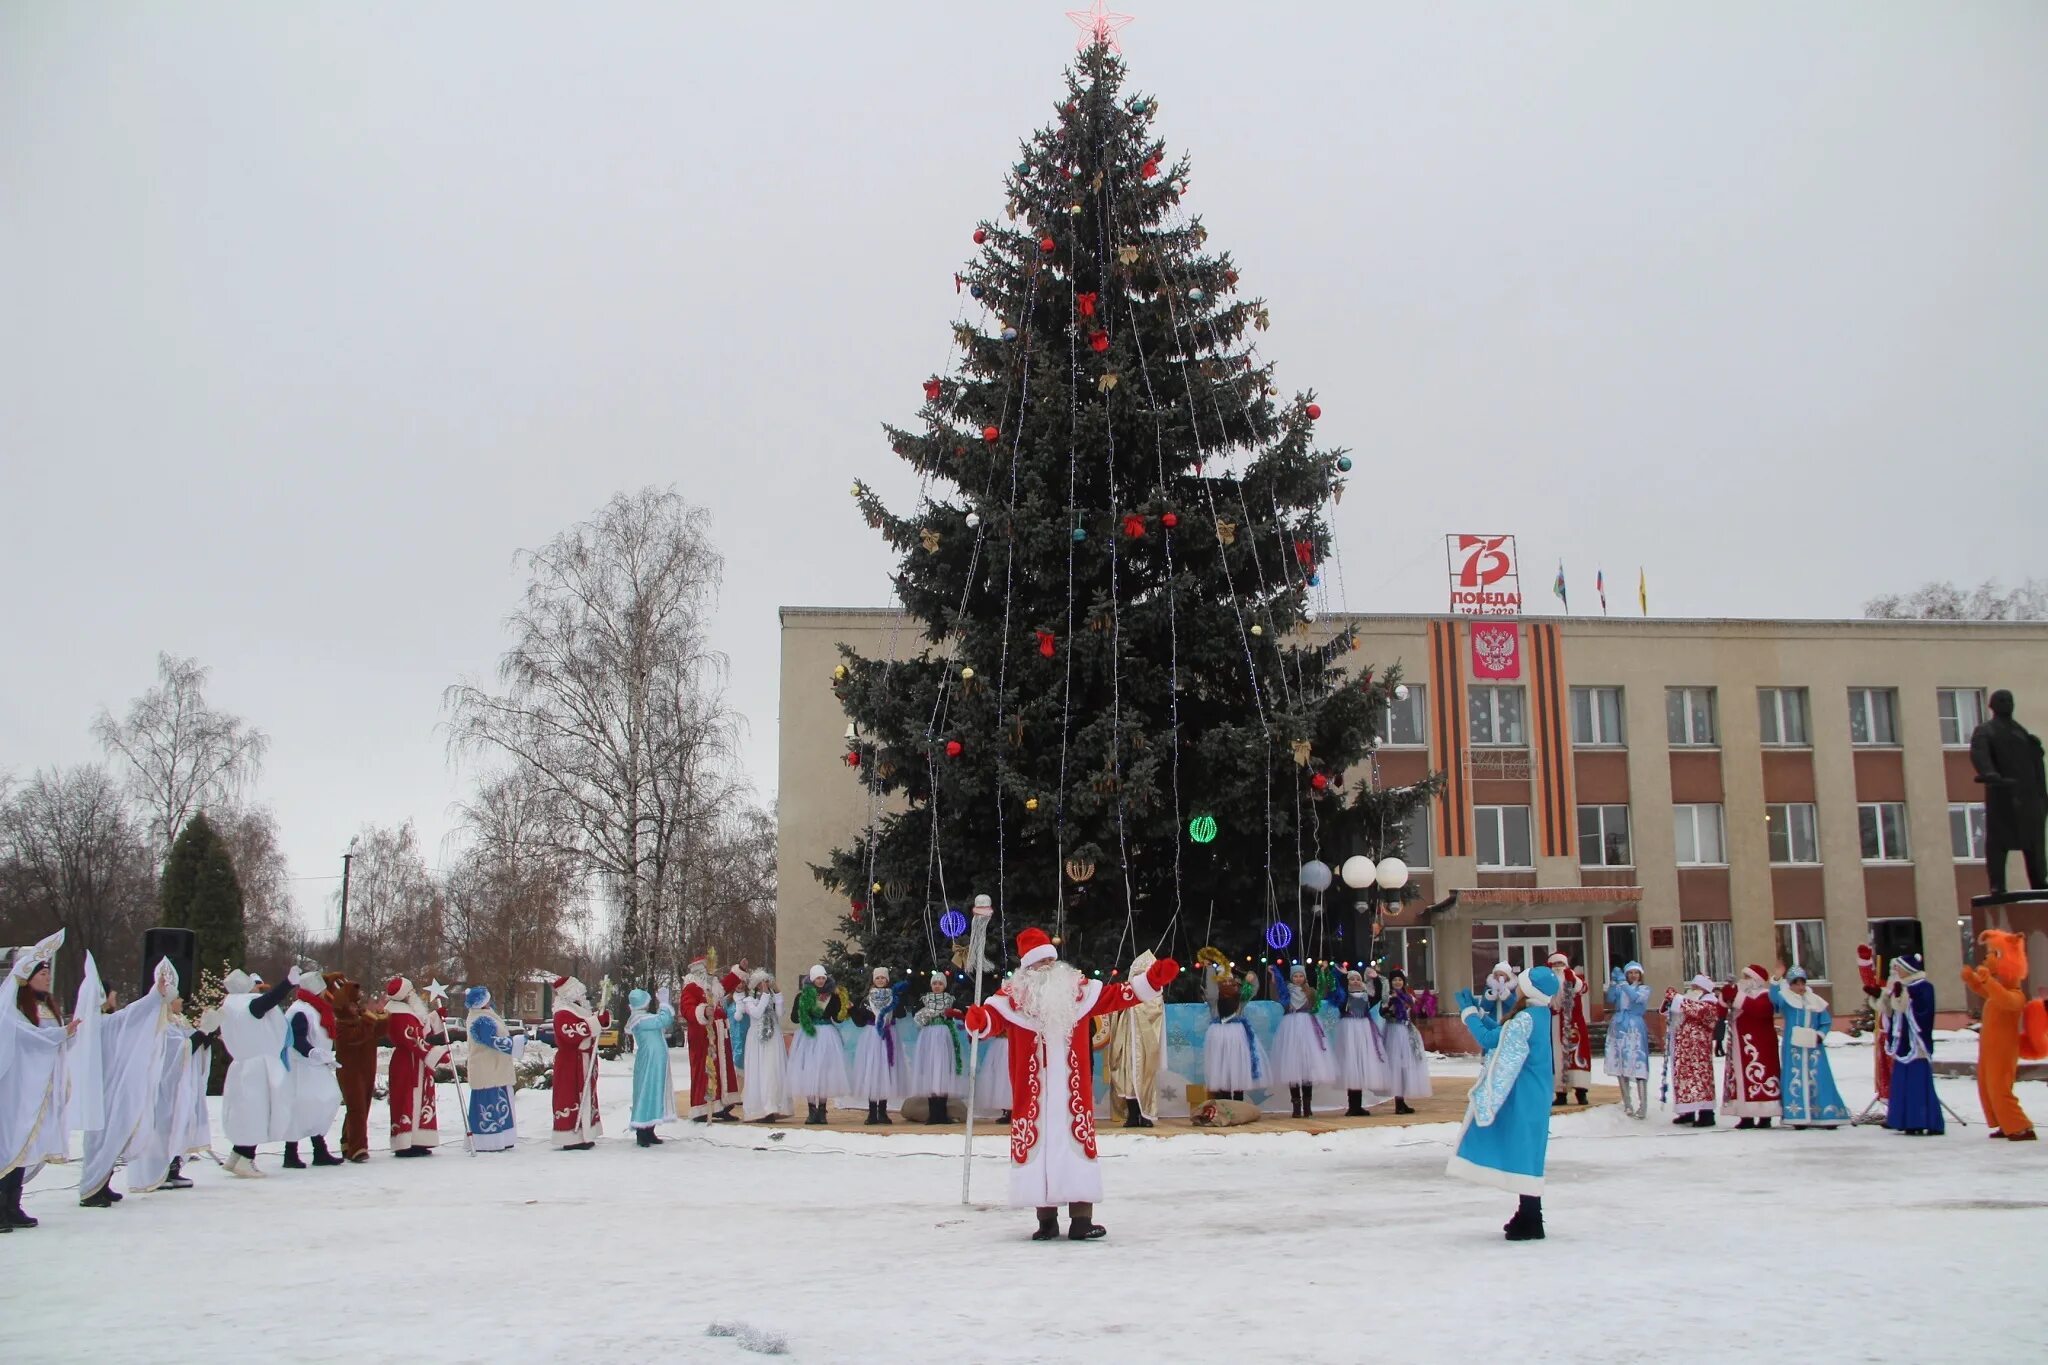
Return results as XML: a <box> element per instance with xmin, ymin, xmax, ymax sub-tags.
<box><xmin>1469</xmin><ymin>799</ymin><xmax>1986</xmax><ymax>870</ymax></box>
<box><xmin>1382</xmin><ymin>683</ymin><xmax>1991</xmax><ymax>751</ymax></box>
<box><xmin>1355</xmin><ymin>798</ymin><xmax>1986</xmax><ymax>872</ymax></box>
<box><xmin>1399</xmin><ymin>916</ymin><xmax>1833</xmax><ymax>991</ymax></box>
<box><xmin>1676</xmin><ymin>919</ymin><xmax>1829</xmax><ymax>984</ymax></box>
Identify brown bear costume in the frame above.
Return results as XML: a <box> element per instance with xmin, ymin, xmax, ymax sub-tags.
<box><xmin>326</xmin><ymin>977</ymin><xmax>386</xmax><ymax>1162</ymax></box>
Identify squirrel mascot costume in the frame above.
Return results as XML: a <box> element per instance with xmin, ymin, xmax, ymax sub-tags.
<box><xmin>1960</xmin><ymin>930</ymin><xmax>2048</xmax><ymax>1140</ymax></box>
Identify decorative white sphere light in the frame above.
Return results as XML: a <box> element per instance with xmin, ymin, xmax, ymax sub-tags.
<box><xmin>1298</xmin><ymin>859</ymin><xmax>1333</xmax><ymax>893</ymax></box>
<box><xmin>1339</xmin><ymin>855</ymin><xmax>1378</xmax><ymax>890</ymax></box>
<box><xmin>1394</xmin><ymin>684</ymin><xmax>1410</xmax><ymax>701</ymax></box>
<box><xmin>1375</xmin><ymin>857</ymin><xmax>1409</xmax><ymax>891</ymax></box>
<box><xmin>966</xmin><ymin>512</ymin><xmax>981</xmax><ymax>529</ymax></box>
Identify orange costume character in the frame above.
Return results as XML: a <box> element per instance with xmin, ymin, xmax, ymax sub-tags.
<box><xmin>1959</xmin><ymin>930</ymin><xmax>2048</xmax><ymax>1141</ymax></box>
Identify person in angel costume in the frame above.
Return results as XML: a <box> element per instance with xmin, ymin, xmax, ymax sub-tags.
<box><xmin>280</xmin><ymin>967</ymin><xmax>344</xmax><ymax>1169</ymax></box>
<box><xmin>736</xmin><ymin>971</ymin><xmax>789</xmax><ymax>1122</ymax></box>
<box><xmin>963</xmin><ymin>926</ymin><xmax>1180</xmax><ymax>1242</ymax></box>
<box><xmin>1545</xmin><ymin>951</ymin><xmax>1592</xmax><ymax>1106</ymax></box>
<box><xmin>219</xmin><ymin>968</ymin><xmax>299</xmax><ymax>1176</ymax></box>
<box><xmin>73</xmin><ymin>954</ymin><xmax>181</xmax><ymax>1207</ymax></box>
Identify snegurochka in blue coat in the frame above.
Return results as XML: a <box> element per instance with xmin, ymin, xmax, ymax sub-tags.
<box><xmin>1448</xmin><ymin>965</ymin><xmax>1557</xmax><ymax>1242</ymax></box>
<box><xmin>626</xmin><ymin>987</ymin><xmax>677</xmax><ymax>1147</ymax></box>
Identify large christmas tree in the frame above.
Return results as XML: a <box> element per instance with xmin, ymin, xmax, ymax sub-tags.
<box><xmin>818</xmin><ymin>39</ymin><xmax>1437</xmax><ymax>982</ymax></box>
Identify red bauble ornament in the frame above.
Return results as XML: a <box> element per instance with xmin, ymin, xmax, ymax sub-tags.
<box><xmin>851</xmin><ymin>899</ymin><xmax>866</xmax><ymax>913</ymax></box>
<box><xmin>1294</xmin><ymin>539</ymin><xmax>1316</xmax><ymax>568</ymax></box>
<box><xmin>973</xmin><ymin>228</ymin><xmax>987</xmax><ymax>244</ymax></box>
<box><xmin>1090</xmin><ymin>330</ymin><xmax>1110</xmax><ymax>353</ymax></box>
<box><xmin>945</xmin><ymin>739</ymin><xmax>964</xmax><ymax>757</ymax></box>
<box><xmin>983</xmin><ymin>425</ymin><xmax>1000</xmax><ymax>443</ymax></box>
<box><xmin>1036</xmin><ymin>630</ymin><xmax>1057</xmax><ymax>658</ymax></box>
<box><xmin>1305</xmin><ymin>403</ymin><xmax>1322</xmax><ymax>420</ymax></box>
<box><xmin>1311</xmin><ymin>772</ymin><xmax>1330</xmax><ymax>792</ymax></box>
<box><xmin>845</xmin><ymin>751</ymin><xmax>861</xmax><ymax>767</ymax></box>
<box><xmin>1076</xmin><ymin>291</ymin><xmax>1098</xmax><ymax>318</ymax></box>
<box><xmin>1122</xmin><ymin>514</ymin><xmax>1146</xmax><ymax>538</ymax></box>
<box><xmin>1161</xmin><ymin>512</ymin><xmax>1179</xmax><ymax>529</ymax></box>
<box><xmin>1039</xmin><ymin>236</ymin><xmax>1057</xmax><ymax>254</ymax></box>
<box><xmin>923</xmin><ymin>377</ymin><xmax>942</xmax><ymax>401</ymax></box>
<box><xmin>1141</xmin><ymin>158</ymin><xmax>1160</xmax><ymax>180</ymax></box>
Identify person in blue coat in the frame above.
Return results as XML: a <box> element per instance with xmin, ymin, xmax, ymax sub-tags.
<box><xmin>1881</xmin><ymin>954</ymin><xmax>1944</xmax><ymax>1136</ymax></box>
<box><xmin>626</xmin><ymin>987</ymin><xmax>677</xmax><ymax>1147</ymax></box>
<box><xmin>1769</xmin><ymin>967</ymin><xmax>1849</xmax><ymax>1128</ymax></box>
<box><xmin>1448</xmin><ymin>965</ymin><xmax>1557</xmax><ymax>1242</ymax></box>
<box><xmin>1603</xmin><ymin>963</ymin><xmax>1652</xmax><ymax>1120</ymax></box>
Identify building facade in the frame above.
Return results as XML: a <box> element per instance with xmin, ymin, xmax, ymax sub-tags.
<box><xmin>777</xmin><ymin>608</ymin><xmax>2048</xmax><ymax>1009</ymax></box>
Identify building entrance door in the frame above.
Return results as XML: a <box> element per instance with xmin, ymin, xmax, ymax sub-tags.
<box><xmin>1470</xmin><ymin>920</ymin><xmax>1590</xmax><ymax>994</ymax></box>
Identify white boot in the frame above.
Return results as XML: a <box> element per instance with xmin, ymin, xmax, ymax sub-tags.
<box><xmin>225</xmin><ymin>1153</ymin><xmax>265</xmax><ymax>1179</ymax></box>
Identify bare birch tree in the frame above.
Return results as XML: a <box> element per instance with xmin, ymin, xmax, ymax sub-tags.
<box><xmin>443</xmin><ymin>768</ymin><xmax>587</xmax><ymax>994</ymax></box>
<box><xmin>0</xmin><ymin>765</ymin><xmax>158</xmax><ymax>985</ymax></box>
<box><xmin>444</xmin><ymin>487</ymin><xmax>738</xmax><ymax>984</ymax></box>
<box><xmin>93</xmin><ymin>653</ymin><xmax>270</xmax><ymax>864</ymax></box>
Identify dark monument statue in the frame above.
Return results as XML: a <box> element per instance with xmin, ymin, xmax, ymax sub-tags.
<box><xmin>1970</xmin><ymin>688</ymin><xmax>2047</xmax><ymax>894</ymax></box>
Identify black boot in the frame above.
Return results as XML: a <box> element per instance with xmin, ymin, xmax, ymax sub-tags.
<box><xmin>1032</xmin><ymin>1207</ymin><xmax>1061</xmax><ymax>1241</ymax></box>
<box><xmin>1736</xmin><ymin>1117</ymin><xmax>1755</xmax><ymax>1130</ymax></box>
<box><xmin>1395</xmin><ymin>1097</ymin><xmax>1416</xmax><ymax>1115</ymax></box>
<box><xmin>310</xmin><ymin>1136</ymin><xmax>344</xmax><ymax>1167</ymax></box>
<box><xmin>806</xmin><ymin>1101</ymin><xmax>827</xmax><ymax>1125</ymax></box>
<box><xmin>1575</xmin><ymin>1088</ymin><xmax>1589</xmax><ymax>1106</ymax></box>
<box><xmin>715</xmin><ymin>1105</ymin><xmax>740</xmax><ymax>1123</ymax></box>
<box><xmin>1696</xmin><ymin>1111</ymin><xmax>1716</xmax><ymax>1128</ymax></box>
<box><xmin>80</xmin><ymin>1182</ymin><xmax>120</xmax><ymax>1209</ymax></box>
<box><xmin>1673</xmin><ymin>1112</ymin><xmax>1694</xmax><ymax>1125</ymax></box>
<box><xmin>1123</xmin><ymin>1099</ymin><xmax>1151</xmax><ymax>1128</ymax></box>
<box><xmin>1758</xmin><ymin>1118</ymin><xmax>1773</xmax><ymax>1130</ymax></box>
<box><xmin>1302</xmin><ymin>1085</ymin><xmax>1316</xmax><ymax>1116</ymax></box>
<box><xmin>1</xmin><ymin>1169</ymin><xmax>33</xmax><ymax>1228</ymax></box>
<box><xmin>1554</xmin><ymin>1090</ymin><xmax>1567</xmax><ymax>1107</ymax></box>
<box><xmin>864</xmin><ymin>1101</ymin><xmax>883</xmax><ymax>1126</ymax></box>
<box><xmin>876</xmin><ymin>1101</ymin><xmax>892</xmax><ymax>1126</ymax></box>
<box><xmin>1067</xmin><ymin>1201</ymin><xmax>1107</xmax><ymax>1240</ymax></box>
<box><xmin>1345</xmin><ymin>1090</ymin><xmax>1367</xmax><ymax>1117</ymax></box>
<box><xmin>163</xmin><ymin>1157</ymin><xmax>193</xmax><ymax>1190</ymax></box>
<box><xmin>1504</xmin><ymin>1195</ymin><xmax>1545</xmax><ymax>1241</ymax></box>
<box><xmin>923</xmin><ymin>1097</ymin><xmax>944</xmax><ymax>1125</ymax></box>
<box><xmin>1289</xmin><ymin>1085</ymin><xmax>1303</xmax><ymax>1118</ymax></box>
<box><xmin>636</xmin><ymin>1126</ymin><xmax>657</xmax><ymax>1147</ymax></box>
<box><xmin>282</xmin><ymin>1142</ymin><xmax>307</xmax><ymax>1170</ymax></box>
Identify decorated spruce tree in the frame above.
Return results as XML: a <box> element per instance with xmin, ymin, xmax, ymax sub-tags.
<box><xmin>818</xmin><ymin>42</ymin><xmax>1437</xmax><ymax>981</ymax></box>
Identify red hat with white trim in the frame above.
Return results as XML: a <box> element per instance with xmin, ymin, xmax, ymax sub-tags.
<box><xmin>1016</xmin><ymin>928</ymin><xmax>1058</xmax><ymax>969</ymax></box>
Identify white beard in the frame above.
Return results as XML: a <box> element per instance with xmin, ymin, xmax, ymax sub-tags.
<box><xmin>1006</xmin><ymin>961</ymin><xmax>1086</xmax><ymax>1040</ymax></box>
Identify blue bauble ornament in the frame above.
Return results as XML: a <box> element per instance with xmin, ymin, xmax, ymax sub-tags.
<box><xmin>1002</xmin><ymin>326</ymin><xmax>1018</xmax><ymax>341</ymax></box>
<box><xmin>1189</xmin><ymin>288</ymin><xmax>1206</xmax><ymax>303</ymax></box>
<box><xmin>1337</xmin><ymin>456</ymin><xmax>1353</xmax><ymax>472</ymax></box>
<box><xmin>969</xmin><ymin>284</ymin><xmax>985</xmax><ymax>299</ymax></box>
<box><xmin>1071</xmin><ymin>527</ymin><xmax>1088</xmax><ymax>543</ymax></box>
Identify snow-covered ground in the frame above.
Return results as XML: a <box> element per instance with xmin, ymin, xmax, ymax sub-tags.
<box><xmin>6</xmin><ymin>1051</ymin><xmax>2046</xmax><ymax>1364</ymax></box>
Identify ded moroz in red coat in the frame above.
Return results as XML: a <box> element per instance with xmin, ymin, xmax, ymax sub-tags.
<box><xmin>383</xmin><ymin>977</ymin><xmax>446</xmax><ymax>1152</ymax></box>
<box><xmin>547</xmin><ymin>975</ymin><xmax>609</xmax><ymax>1146</ymax></box>
<box><xmin>1545</xmin><ymin>954</ymin><xmax>1592</xmax><ymax>1090</ymax></box>
<box><xmin>965</xmin><ymin>929</ymin><xmax>1179</xmax><ymax>1208</ymax></box>
<box><xmin>1720</xmin><ymin>966</ymin><xmax>1784</xmax><ymax>1118</ymax></box>
<box><xmin>678</xmin><ymin>960</ymin><xmax>743</xmax><ymax>1116</ymax></box>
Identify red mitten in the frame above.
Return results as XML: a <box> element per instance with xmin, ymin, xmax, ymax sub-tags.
<box><xmin>946</xmin><ymin>1008</ymin><xmax>966</xmax><ymax>1020</ymax></box>
<box><xmin>597</xmin><ymin>1010</ymin><xmax>612</xmax><ymax>1028</ymax></box>
<box><xmin>1147</xmin><ymin>958</ymin><xmax>1182</xmax><ymax>989</ymax></box>
<box><xmin>964</xmin><ymin>1004</ymin><xmax>992</xmax><ymax>1036</ymax></box>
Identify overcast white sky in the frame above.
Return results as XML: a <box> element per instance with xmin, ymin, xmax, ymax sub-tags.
<box><xmin>4</xmin><ymin>2</ymin><xmax>2044</xmax><ymax>930</ymax></box>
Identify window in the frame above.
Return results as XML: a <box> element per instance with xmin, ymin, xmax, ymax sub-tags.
<box><xmin>1672</xmin><ymin>804</ymin><xmax>1727</xmax><ymax>866</ymax></box>
<box><xmin>1470</xmin><ymin>920</ymin><xmax>1589</xmax><ymax>988</ymax></box>
<box><xmin>1577</xmin><ymin>805</ymin><xmax>1633</xmax><ymax>867</ymax></box>
<box><xmin>1848</xmin><ymin>688</ymin><xmax>1899</xmax><ymax>746</ymax></box>
<box><xmin>1468</xmin><ymin>685</ymin><xmax>1526</xmax><ymax>746</ymax></box>
<box><xmin>1379</xmin><ymin>926</ymin><xmax>1433</xmax><ymax>990</ymax></box>
<box><xmin>1950</xmin><ymin>803</ymin><xmax>1988</xmax><ymax>862</ymax></box>
<box><xmin>1766</xmin><ymin>803</ymin><xmax>1820</xmax><ymax>864</ymax></box>
<box><xmin>1381</xmin><ymin>684</ymin><xmax>1428</xmax><ymax>747</ymax></box>
<box><xmin>1858</xmin><ymin>802</ymin><xmax>1911</xmax><ymax>862</ymax></box>
<box><xmin>1393</xmin><ymin>804</ymin><xmax>1433</xmax><ymax>870</ymax></box>
<box><xmin>1605</xmin><ymin>923</ymin><xmax>1641</xmax><ymax>979</ymax></box>
<box><xmin>1774</xmin><ymin>919</ymin><xmax>1829</xmax><ymax>981</ymax></box>
<box><xmin>1475</xmin><ymin>805</ymin><xmax>1534</xmax><ymax>869</ymax></box>
<box><xmin>1757</xmin><ymin>688</ymin><xmax>1811</xmax><ymax>747</ymax></box>
<box><xmin>1570</xmin><ymin>687</ymin><xmax>1626</xmax><ymax>746</ymax></box>
<box><xmin>1937</xmin><ymin>688</ymin><xmax>1986</xmax><ymax>748</ymax></box>
<box><xmin>1666</xmin><ymin>687</ymin><xmax>1718</xmax><ymax>747</ymax></box>
<box><xmin>1681</xmin><ymin>921</ymin><xmax>1734</xmax><ymax>984</ymax></box>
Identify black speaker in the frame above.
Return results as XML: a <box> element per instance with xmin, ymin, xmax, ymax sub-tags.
<box><xmin>1868</xmin><ymin>918</ymin><xmax>1925</xmax><ymax>973</ymax></box>
<box><xmin>141</xmin><ymin>927</ymin><xmax>198</xmax><ymax>1000</ymax></box>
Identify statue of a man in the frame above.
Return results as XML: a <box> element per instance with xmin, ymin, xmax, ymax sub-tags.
<box><xmin>1970</xmin><ymin>689</ymin><xmax>2047</xmax><ymax>894</ymax></box>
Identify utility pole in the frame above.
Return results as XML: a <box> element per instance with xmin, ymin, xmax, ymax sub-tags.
<box><xmin>336</xmin><ymin>838</ymin><xmax>358</xmax><ymax>976</ymax></box>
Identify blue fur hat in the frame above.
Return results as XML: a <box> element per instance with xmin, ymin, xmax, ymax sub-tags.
<box><xmin>1523</xmin><ymin>965</ymin><xmax>1561</xmax><ymax>1004</ymax></box>
<box><xmin>465</xmin><ymin>985</ymin><xmax>490</xmax><ymax>1009</ymax></box>
<box><xmin>629</xmin><ymin>988</ymin><xmax>651</xmax><ymax>1011</ymax></box>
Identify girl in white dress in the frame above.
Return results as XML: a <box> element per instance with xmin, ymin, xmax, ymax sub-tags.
<box><xmin>909</xmin><ymin>971</ymin><xmax>968</xmax><ymax>1123</ymax></box>
<box><xmin>737</xmin><ymin>971</ymin><xmax>788</xmax><ymax>1121</ymax></box>
<box><xmin>851</xmin><ymin>967</ymin><xmax>907</xmax><ymax>1125</ymax></box>
<box><xmin>1269</xmin><ymin>964</ymin><xmax>1337</xmax><ymax>1116</ymax></box>
<box><xmin>1377</xmin><ymin>967</ymin><xmax>1432</xmax><ymax>1114</ymax></box>
<box><xmin>1333</xmin><ymin>968</ymin><xmax>1388</xmax><ymax>1116</ymax></box>
<box><xmin>1202</xmin><ymin>962</ymin><xmax>1268</xmax><ymax>1101</ymax></box>
<box><xmin>785</xmin><ymin>966</ymin><xmax>851</xmax><ymax>1125</ymax></box>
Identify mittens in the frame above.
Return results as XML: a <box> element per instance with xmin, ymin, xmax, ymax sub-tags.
<box><xmin>964</xmin><ymin>1004</ymin><xmax>993</xmax><ymax>1036</ymax></box>
<box><xmin>1146</xmin><ymin>958</ymin><xmax>1182</xmax><ymax>989</ymax></box>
